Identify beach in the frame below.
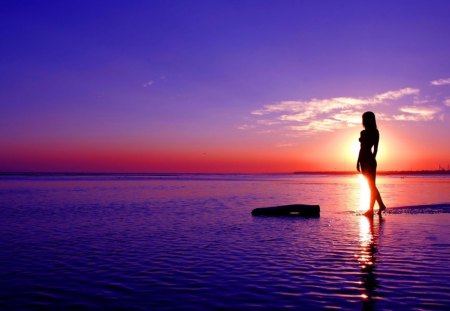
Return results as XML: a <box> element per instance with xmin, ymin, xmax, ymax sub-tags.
<box><xmin>0</xmin><ymin>174</ymin><xmax>449</xmax><ymax>310</ymax></box>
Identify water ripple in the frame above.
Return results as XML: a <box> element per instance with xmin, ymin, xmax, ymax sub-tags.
<box><xmin>0</xmin><ymin>175</ymin><xmax>449</xmax><ymax>309</ymax></box>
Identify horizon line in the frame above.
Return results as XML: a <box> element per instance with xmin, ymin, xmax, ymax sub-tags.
<box><xmin>1</xmin><ymin>170</ymin><xmax>450</xmax><ymax>176</ymax></box>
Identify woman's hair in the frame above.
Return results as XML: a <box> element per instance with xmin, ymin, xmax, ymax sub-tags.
<box><xmin>362</xmin><ymin>111</ymin><xmax>377</xmax><ymax>130</ymax></box>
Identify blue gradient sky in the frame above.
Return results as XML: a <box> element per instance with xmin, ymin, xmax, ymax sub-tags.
<box><xmin>1</xmin><ymin>1</ymin><xmax>450</xmax><ymax>172</ymax></box>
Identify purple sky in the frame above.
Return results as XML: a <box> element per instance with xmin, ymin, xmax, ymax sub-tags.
<box><xmin>1</xmin><ymin>1</ymin><xmax>450</xmax><ymax>172</ymax></box>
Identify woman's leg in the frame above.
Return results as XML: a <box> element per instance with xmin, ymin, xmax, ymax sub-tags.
<box><xmin>367</xmin><ymin>174</ymin><xmax>377</xmax><ymax>213</ymax></box>
<box><xmin>375</xmin><ymin>189</ymin><xmax>386</xmax><ymax>214</ymax></box>
<box><xmin>372</xmin><ymin>171</ymin><xmax>387</xmax><ymax>213</ymax></box>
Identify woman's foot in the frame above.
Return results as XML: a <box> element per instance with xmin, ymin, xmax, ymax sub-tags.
<box><xmin>377</xmin><ymin>204</ymin><xmax>387</xmax><ymax>215</ymax></box>
<box><xmin>363</xmin><ymin>210</ymin><xmax>374</xmax><ymax>217</ymax></box>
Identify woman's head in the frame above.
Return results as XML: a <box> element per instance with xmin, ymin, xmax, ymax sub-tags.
<box><xmin>362</xmin><ymin>111</ymin><xmax>377</xmax><ymax>129</ymax></box>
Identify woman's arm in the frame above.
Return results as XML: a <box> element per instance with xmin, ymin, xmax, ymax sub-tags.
<box><xmin>373</xmin><ymin>131</ymin><xmax>380</xmax><ymax>158</ymax></box>
<box><xmin>356</xmin><ymin>150</ymin><xmax>361</xmax><ymax>172</ymax></box>
<box><xmin>357</xmin><ymin>131</ymin><xmax>363</xmax><ymax>172</ymax></box>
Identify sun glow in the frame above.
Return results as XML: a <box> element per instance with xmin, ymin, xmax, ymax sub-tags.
<box><xmin>358</xmin><ymin>174</ymin><xmax>370</xmax><ymax>213</ymax></box>
<box><xmin>349</xmin><ymin>138</ymin><xmax>360</xmax><ymax>162</ymax></box>
<box><xmin>344</xmin><ymin>128</ymin><xmax>392</xmax><ymax>171</ymax></box>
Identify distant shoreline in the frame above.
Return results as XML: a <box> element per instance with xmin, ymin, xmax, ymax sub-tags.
<box><xmin>1</xmin><ymin>170</ymin><xmax>450</xmax><ymax>176</ymax></box>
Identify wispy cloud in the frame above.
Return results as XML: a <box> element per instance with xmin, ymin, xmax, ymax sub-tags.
<box><xmin>372</xmin><ymin>88</ymin><xmax>420</xmax><ymax>101</ymax></box>
<box><xmin>237</xmin><ymin>124</ymin><xmax>255</xmax><ymax>130</ymax></box>
<box><xmin>143</xmin><ymin>80</ymin><xmax>154</xmax><ymax>87</ymax></box>
<box><xmin>445</xmin><ymin>98</ymin><xmax>450</xmax><ymax>107</ymax></box>
<box><xmin>393</xmin><ymin>106</ymin><xmax>441</xmax><ymax>121</ymax></box>
<box><xmin>332</xmin><ymin>110</ymin><xmax>365</xmax><ymax>124</ymax></box>
<box><xmin>430</xmin><ymin>78</ymin><xmax>450</xmax><ymax>86</ymax></box>
<box><xmin>256</xmin><ymin>119</ymin><xmax>280</xmax><ymax>126</ymax></box>
<box><xmin>248</xmin><ymin>88</ymin><xmax>420</xmax><ymax>133</ymax></box>
<box><xmin>252</xmin><ymin>88</ymin><xmax>418</xmax><ymax>117</ymax></box>
<box><xmin>290</xmin><ymin>119</ymin><xmax>347</xmax><ymax>132</ymax></box>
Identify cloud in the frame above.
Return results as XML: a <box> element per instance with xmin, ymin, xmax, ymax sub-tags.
<box><xmin>237</xmin><ymin>124</ymin><xmax>255</xmax><ymax>130</ymax></box>
<box><xmin>252</xmin><ymin>88</ymin><xmax>418</xmax><ymax>117</ymax></box>
<box><xmin>393</xmin><ymin>105</ymin><xmax>441</xmax><ymax>121</ymax></box>
<box><xmin>430</xmin><ymin>78</ymin><xmax>450</xmax><ymax>86</ymax></box>
<box><xmin>290</xmin><ymin>119</ymin><xmax>347</xmax><ymax>132</ymax></box>
<box><xmin>399</xmin><ymin>106</ymin><xmax>440</xmax><ymax>115</ymax></box>
<box><xmin>445</xmin><ymin>98</ymin><xmax>450</xmax><ymax>107</ymax></box>
<box><xmin>249</xmin><ymin>87</ymin><xmax>420</xmax><ymax>133</ymax></box>
<box><xmin>332</xmin><ymin>111</ymin><xmax>363</xmax><ymax>124</ymax></box>
<box><xmin>256</xmin><ymin>119</ymin><xmax>280</xmax><ymax>126</ymax></box>
<box><xmin>372</xmin><ymin>88</ymin><xmax>420</xmax><ymax>101</ymax></box>
<box><xmin>143</xmin><ymin>80</ymin><xmax>154</xmax><ymax>87</ymax></box>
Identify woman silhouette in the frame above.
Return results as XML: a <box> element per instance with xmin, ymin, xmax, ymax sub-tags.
<box><xmin>356</xmin><ymin>111</ymin><xmax>387</xmax><ymax>216</ymax></box>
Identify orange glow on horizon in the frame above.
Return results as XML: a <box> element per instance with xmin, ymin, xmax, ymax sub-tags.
<box><xmin>0</xmin><ymin>144</ymin><xmax>316</xmax><ymax>173</ymax></box>
<box><xmin>1</xmin><ymin>123</ymin><xmax>448</xmax><ymax>173</ymax></box>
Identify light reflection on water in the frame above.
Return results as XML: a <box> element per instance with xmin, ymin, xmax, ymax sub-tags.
<box><xmin>0</xmin><ymin>174</ymin><xmax>449</xmax><ymax>310</ymax></box>
<box><xmin>357</xmin><ymin>216</ymin><xmax>383</xmax><ymax>310</ymax></box>
<box><xmin>358</xmin><ymin>174</ymin><xmax>371</xmax><ymax>213</ymax></box>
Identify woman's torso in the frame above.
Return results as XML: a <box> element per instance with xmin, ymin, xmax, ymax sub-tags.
<box><xmin>359</xmin><ymin>129</ymin><xmax>379</xmax><ymax>160</ymax></box>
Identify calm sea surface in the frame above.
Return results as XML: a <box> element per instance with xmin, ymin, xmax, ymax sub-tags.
<box><xmin>0</xmin><ymin>174</ymin><xmax>449</xmax><ymax>310</ymax></box>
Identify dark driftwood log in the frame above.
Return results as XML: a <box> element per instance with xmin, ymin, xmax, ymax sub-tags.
<box><xmin>251</xmin><ymin>204</ymin><xmax>320</xmax><ymax>217</ymax></box>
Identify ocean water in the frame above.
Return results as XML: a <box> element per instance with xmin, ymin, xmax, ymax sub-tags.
<box><xmin>0</xmin><ymin>174</ymin><xmax>449</xmax><ymax>310</ymax></box>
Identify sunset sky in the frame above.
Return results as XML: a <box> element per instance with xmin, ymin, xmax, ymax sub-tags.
<box><xmin>1</xmin><ymin>1</ymin><xmax>450</xmax><ymax>173</ymax></box>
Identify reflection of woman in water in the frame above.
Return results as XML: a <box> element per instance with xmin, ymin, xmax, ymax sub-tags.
<box><xmin>356</xmin><ymin>111</ymin><xmax>387</xmax><ymax>217</ymax></box>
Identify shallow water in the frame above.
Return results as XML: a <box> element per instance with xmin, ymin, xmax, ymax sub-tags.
<box><xmin>0</xmin><ymin>174</ymin><xmax>449</xmax><ymax>310</ymax></box>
